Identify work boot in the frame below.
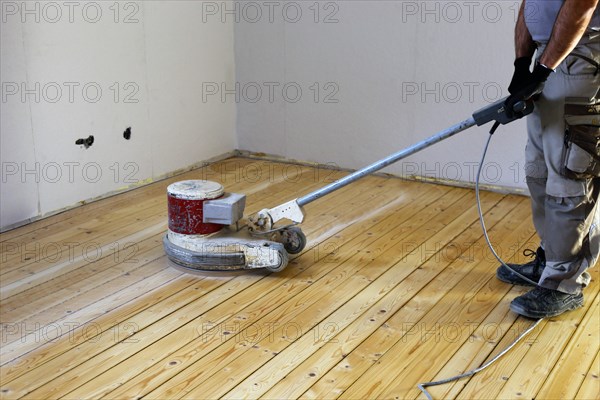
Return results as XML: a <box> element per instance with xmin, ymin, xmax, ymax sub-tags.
<box><xmin>496</xmin><ymin>247</ymin><xmax>545</xmax><ymax>286</ymax></box>
<box><xmin>510</xmin><ymin>286</ymin><xmax>584</xmax><ymax>319</ymax></box>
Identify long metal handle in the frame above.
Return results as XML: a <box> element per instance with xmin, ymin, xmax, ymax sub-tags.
<box><xmin>297</xmin><ymin>117</ymin><xmax>477</xmax><ymax>207</ymax></box>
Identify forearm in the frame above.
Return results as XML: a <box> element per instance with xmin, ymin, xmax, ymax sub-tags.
<box><xmin>515</xmin><ymin>1</ymin><xmax>536</xmax><ymax>58</ymax></box>
<box><xmin>539</xmin><ymin>0</ymin><xmax>599</xmax><ymax>69</ymax></box>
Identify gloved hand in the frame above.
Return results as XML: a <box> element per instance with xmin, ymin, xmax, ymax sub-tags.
<box><xmin>508</xmin><ymin>57</ymin><xmax>532</xmax><ymax>94</ymax></box>
<box><xmin>505</xmin><ymin>62</ymin><xmax>553</xmax><ymax>117</ymax></box>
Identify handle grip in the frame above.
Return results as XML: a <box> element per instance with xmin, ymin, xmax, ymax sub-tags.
<box><xmin>472</xmin><ymin>97</ymin><xmax>534</xmax><ymax>127</ymax></box>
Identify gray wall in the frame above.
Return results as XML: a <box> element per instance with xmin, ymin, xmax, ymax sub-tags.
<box><xmin>2</xmin><ymin>1</ymin><xmax>531</xmax><ymax>230</ymax></box>
<box><xmin>235</xmin><ymin>1</ymin><xmax>529</xmax><ymax>191</ymax></box>
<box><xmin>1</xmin><ymin>1</ymin><xmax>237</xmax><ymax>229</ymax></box>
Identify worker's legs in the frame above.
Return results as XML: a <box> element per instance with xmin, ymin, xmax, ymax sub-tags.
<box><xmin>510</xmin><ymin>43</ymin><xmax>600</xmax><ymax>317</ymax></box>
<box><xmin>539</xmin><ymin>186</ymin><xmax>598</xmax><ymax>294</ymax></box>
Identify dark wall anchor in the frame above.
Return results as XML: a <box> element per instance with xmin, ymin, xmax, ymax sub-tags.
<box><xmin>75</xmin><ymin>135</ymin><xmax>94</xmax><ymax>149</ymax></box>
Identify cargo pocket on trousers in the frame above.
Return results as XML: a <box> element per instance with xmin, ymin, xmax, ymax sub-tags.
<box><xmin>561</xmin><ymin>101</ymin><xmax>600</xmax><ymax>180</ymax></box>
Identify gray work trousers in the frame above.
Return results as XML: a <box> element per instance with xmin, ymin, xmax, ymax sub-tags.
<box><xmin>525</xmin><ymin>42</ymin><xmax>600</xmax><ymax>295</ymax></box>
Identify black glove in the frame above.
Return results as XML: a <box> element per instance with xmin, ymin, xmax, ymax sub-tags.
<box><xmin>505</xmin><ymin>62</ymin><xmax>553</xmax><ymax>117</ymax></box>
<box><xmin>508</xmin><ymin>57</ymin><xmax>532</xmax><ymax>94</ymax></box>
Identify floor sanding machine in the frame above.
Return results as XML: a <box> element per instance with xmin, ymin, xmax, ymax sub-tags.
<box><xmin>163</xmin><ymin>97</ymin><xmax>533</xmax><ymax>272</ymax></box>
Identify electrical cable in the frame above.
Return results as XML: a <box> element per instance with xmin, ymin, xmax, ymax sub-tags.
<box><xmin>417</xmin><ymin>132</ymin><xmax>543</xmax><ymax>400</ymax></box>
<box><xmin>417</xmin><ymin>318</ymin><xmax>543</xmax><ymax>400</ymax></box>
<box><xmin>475</xmin><ymin>134</ymin><xmax>539</xmax><ymax>287</ymax></box>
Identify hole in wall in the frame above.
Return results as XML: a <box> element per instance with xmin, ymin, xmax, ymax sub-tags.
<box><xmin>75</xmin><ymin>135</ymin><xmax>94</xmax><ymax>149</ymax></box>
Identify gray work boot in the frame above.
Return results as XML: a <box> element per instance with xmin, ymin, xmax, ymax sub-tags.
<box><xmin>496</xmin><ymin>247</ymin><xmax>545</xmax><ymax>286</ymax></box>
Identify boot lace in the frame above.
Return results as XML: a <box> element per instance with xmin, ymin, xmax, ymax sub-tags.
<box><xmin>522</xmin><ymin>248</ymin><xmax>537</xmax><ymax>258</ymax></box>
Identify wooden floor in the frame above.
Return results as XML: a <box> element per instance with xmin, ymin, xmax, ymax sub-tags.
<box><xmin>1</xmin><ymin>157</ymin><xmax>598</xmax><ymax>400</ymax></box>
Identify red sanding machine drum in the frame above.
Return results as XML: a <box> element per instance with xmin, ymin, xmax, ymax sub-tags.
<box><xmin>167</xmin><ymin>180</ymin><xmax>225</xmax><ymax>235</ymax></box>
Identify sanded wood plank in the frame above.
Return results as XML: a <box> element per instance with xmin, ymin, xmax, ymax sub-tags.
<box><xmin>1</xmin><ymin>161</ymin><xmax>333</xmax><ymax>318</ymax></box>
<box><xmin>1</xmin><ymin>164</ymin><xmax>332</xmax><ymax>325</ymax></box>
<box><xmin>352</xmin><ymin>280</ymin><xmax>533</xmax><ymax>399</ymax></box>
<box><xmin>0</xmin><ymin>159</ymin><xmax>309</xmax><ymax>289</ymax></box>
<box><xmin>493</xmin><ymin>291</ymin><xmax>597</xmax><ymax>399</ymax></box>
<box><xmin>227</xmin><ymin>195</ymin><xmax>520</xmax><ymax>399</ymax></box>
<box><xmin>0</xmin><ymin>221</ymin><xmax>167</xmax><ymax>301</ymax></box>
<box><xmin>418</xmin><ymin>289</ymin><xmax>538</xmax><ymax>400</ymax></box>
<box><xmin>0</xmin><ymin>159</ymin><xmax>256</xmax><ymax>264</ymax></box>
<box><xmin>0</xmin><ymin>183</ymin><xmax>171</xmax><ymax>266</ymax></box>
<box><xmin>0</xmin><ymin>169</ymin><xmax>324</xmax><ymax>321</ymax></box>
<box><xmin>0</xmin><ymin>261</ymin><xmax>181</xmax><ymax>366</ymax></box>
<box><xmin>142</xmin><ymin>190</ymin><xmax>488</xmax><ymax>400</ymax></box>
<box><xmin>575</xmin><ymin>351</ymin><xmax>599</xmax><ymax>400</ymax></box>
<box><xmin>364</xmin><ymin>249</ymin><xmax>553</xmax><ymax>400</ymax></box>
<box><xmin>331</xmin><ymin>205</ymin><xmax>535</xmax><ymax>399</ymax></box>
<box><xmin>1</xmin><ymin>239</ymin><xmax>166</xmax><ymax>326</ymax></box>
<box><xmin>453</xmin><ymin>319</ymin><xmax>548</xmax><ymax>400</ymax></box>
<box><xmin>22</xmin><ymin>174</ymin><xmax>422</xmax><ymax>394</ymax></box>
<box><xmin>70</xmin><ymin>183</ymin><xmax>455</xmax><ymax>399</ymax></box>
<box><xmin>1</xmin><ymin>272</ymin><xmax>251</xmax><ymax>399</ymax></box>
<box><xmin>457</xmin><ymin>269</ymin><xmax>597</xmax><ymax>400</ymax></box>
<box><xmin>300</xmin><ymin>202</ymin><xmax>534</xmax><ymax>400</ymax></box>
<box><xmin>0</xmin><ymin>234</ymin><xmax>167</xmax><ymax>344</ymax></box>
<box><xmin>1</xmin><ymin>170</ymin><xmax>390</xmax><ymax>396</ymax></box>
<box><xmin>0</xmin><ymin>200</ymin><xmax>163</xmax><ymax>275</ymax></box>
<box><xmin>4</xmin><ymin>159</ymin><xmax>356</xmax><ymax>318</ymax></box>
<box><xmin>0</xmin><ymin>161</ymin><xmax>315</xmax><ymax>284</ymax></box>
<box><xmin>536</xmin><ymin>294</ymin><xmax>600</xmax><ymax>399</ymax></box>
<box><xmin>454</xmin><ymin>280</ymin><xmax>598</xmax><ymax>399</ymax></box>
<box><xmin>263</xmin><ymin>196</ymin><xmax>527</xmax><ymax>400</ymax></box>
<box><xmin>0</xmin><ymin>164</ymin><xmax>342</xmax><ymax>382</ymax></box>
<box><xmin>3</xmin><ymin>157</ymin><xmax>595</xmax><ymax>400</ymax></box>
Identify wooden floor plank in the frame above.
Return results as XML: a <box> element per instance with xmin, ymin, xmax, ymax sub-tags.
<box><xmin>3</xmin><ymin>272</ymin><xmax>252</xmax><ymax>399</ymax></box>
<box><xmin>1</xmin><ymin>161</ymin><xmax>335</xmax><ymax>322</ymax></box>
<box><xmin>1</xmin><ymin>157</ymin><xmax>597</xmax><ymax>400</ymax></box>
<box><xmin>1</xmin><ymin>237</ymin><xmax>166</xmax><ymax>328</ymax></box>
<box><xmin>268</xmin><ymin>198</ymin><xmax>527</xmax><ymax>400</ymax></box>
<box><xmin>228</xmin><ymin>196</ymin><xmax>522</xmax><ymax>400</ymax></box>
<box><xmin>300</xmin><ymin>201</ymin><xmax>535</xmax><ymax>400</ymax></box>
<box><xmin>575</xmin><ymin>351</ymin><xmax>600</xmax><ymax>400</ymax></box>
<box><xmin>536</xmin><ymin>293</ymin><xmax>600</xmax><ymax>399</ymax></box>
<box><xmin>0</xmin><ymin>161</ymin><xmax>315</xmax><ymax>286</ymax></box>
<box><xmin>136</xmin><ymin>189</ymin><xmax>478</xmax><ymax>398</ymax></box>
<box><xmin>3</xmin><ymin>169</ymin><xmax>390</xmax><ymax>396</ymax></box>
<box><xmin>495</xmin><ymin>306</ymin><xmax>595</xmax><ymax>399</ymax></box>
<box><xmin>0</xmin><ymin>261</ymin><xmax>181</xmax><ymax>366</ymax></box>
<box><xmin>2</xmin><ymin>159</ymin><xmax>256</xmax><ymax>297</ymax></box>
<box><xmin>418</xmin><ymin>287</ymin><xmax>536</xmax><ymax>400</ymax></box>
<box><xmin>99</xmin><ymin>186</ymin><xmax>443</xmax><ymax>400</ymax></box>
<box><xmin>460</xmin><ymin>281</ymin><xmax>598</xmax><ymax>400</ymax></box>
<box><xmin>332</xmin><ymin>207</ymin><xmax>536</xmax><ymax>399</ymax></box>
<box><xmin>174</xmin><ymin>190</ymin><xmax>487</xmax><ymax>400</ymax></box>
<box><xmin>0</xmin><ymin>162</ymin><xmax>342</xmax><ymax>382</ymax></box>
<box><xmin>62</xmin><ymin>182</ymin><xmax>456</xmax><ymax>399</ymax></box>
<box><xmin>0</xmin><ymin>199</ymin><xmax>162</xmax><ymax>276</ymax></box>
<box><xmin>0</xmin><ymin>159</ymin><xmax>259</xmax><ymax>266</ymax></box>
<box><xmin>1</xmin><ymin>163</ymin><xmax>331</xmax><ymax>325</ymax></box>
<box><xmin>11</xmin><ymin>173</ymin><xmax>420</xmax><ymax>400</ymax></box>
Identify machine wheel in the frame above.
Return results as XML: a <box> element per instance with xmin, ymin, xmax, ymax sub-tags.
<box><xmin>282</xmin><ymin>227</ymin><xmax>307</xmax><ymax>255</ymax></box>
<box><xmin>266</xmin><ymin>243</ymin><xmax>289</xmax><ymax>273</ymax></box>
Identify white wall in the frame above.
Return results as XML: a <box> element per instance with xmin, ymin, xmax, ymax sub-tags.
<box><xmin>2</xmin><ymin>1</ymin><xmax>531</xmax><ymax>231</ymax></box>
<box><xmin>1</xmin><ymin>1</ymin><xmax>236</xmax><ymax>230</ymax></box>
<box><xmin>235</xmin><ymin>1</ymin><xmax>529</xmax><ymax>192</ymax></box>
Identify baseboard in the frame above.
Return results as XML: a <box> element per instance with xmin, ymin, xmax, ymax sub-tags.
<box><xmin>2</xmin><ymin>149</ymin><xmax>529</xmax><ymax>233</ymax></box>
<box><xmin>0</xmin><ymin>151</ymin><xmax>238</xmax><ymax>233</ymax></box>
<box><xmin>233</xmin><ymin>149</ymin><xmax>530</xmax><ymax>196</ymax></box>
